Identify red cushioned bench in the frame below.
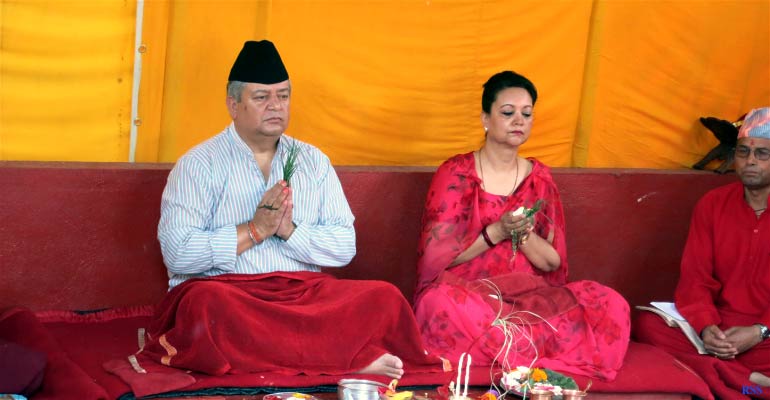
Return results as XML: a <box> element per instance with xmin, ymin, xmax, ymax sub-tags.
<box><xmin>0</xmin><ymin>162</ymin><xmax>734</xmax><ymax>399</ymax></box>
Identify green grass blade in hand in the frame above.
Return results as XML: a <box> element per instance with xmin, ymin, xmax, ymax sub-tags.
<box><xmin>282</xmin><ymin>140</ymin><xmax>300</xmax><ymax>186</ymax></box>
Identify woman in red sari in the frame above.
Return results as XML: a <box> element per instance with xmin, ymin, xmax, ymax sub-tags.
<box><xmin>414</xmin><ymin>71</ymin><xmax>630</xmax><ymax>381</ymax></box>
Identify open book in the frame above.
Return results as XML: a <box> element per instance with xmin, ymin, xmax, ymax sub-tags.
<box><xmin>635</xmin><ymin>301</ymin><xmax>707</xmax><ymax>354</ymax></box>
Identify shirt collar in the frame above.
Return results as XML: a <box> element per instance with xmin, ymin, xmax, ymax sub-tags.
<box><xmin>226</xmin><ymin>123</ymin><xmax>296</xmax><ymax>165</ymax></box>
<box><xmin>226</xmin><ymin>123</ymin><xmax>255</xmax><ymax>159</ymax></box>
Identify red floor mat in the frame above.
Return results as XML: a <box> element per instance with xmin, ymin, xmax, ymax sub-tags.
<box><xmin>0</xmin><ymin>307</ymin><xmax>713</xmax><ymax>399</ymax></box>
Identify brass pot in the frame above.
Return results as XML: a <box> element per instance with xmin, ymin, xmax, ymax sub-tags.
<box><xmin>527</xmin><ymin>389</ymin><xmax>553</xmax><ymax>400</ymax></box>
<box><xmin>561</xmin><ymin>389</ymin><xmax>588</xmax><ymax>400</ymax></box>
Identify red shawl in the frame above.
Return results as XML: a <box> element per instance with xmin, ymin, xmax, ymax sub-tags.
<box><xmin>416</xmin><ymin>152</ymin><xmax>568</xmax><ymax>299</ymax></box>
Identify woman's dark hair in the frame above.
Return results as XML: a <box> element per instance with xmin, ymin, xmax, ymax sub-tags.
<box><xmin>481</xmin><ymin>71</ymin><xmax>537</xmax><ymax>113</ymax></box>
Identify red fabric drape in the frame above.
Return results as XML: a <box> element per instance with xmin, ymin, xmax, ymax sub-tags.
<box><xmin>0</xmin><ymin>307</ymin><xmax>109</xmax><ymax>400</ymax></box>
<box><xmin>635</xmin><ymin>312</ymin><xmax>770</xmax><ymax>400</ymax></box>
<box><xmin>139</xmin><ymin>272</ymin><xmax>443</xmax><ymax>377</ymax></box>
<box><xmin>416</xmin><ymin>154</ymin><xmax>567</xmax><ymax>298</ymax></box>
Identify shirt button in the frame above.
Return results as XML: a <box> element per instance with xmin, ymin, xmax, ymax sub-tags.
<box><xmin>754</xmin><ymin>229</ymin><xmax>759</xmax><ymax>233</ymax></box>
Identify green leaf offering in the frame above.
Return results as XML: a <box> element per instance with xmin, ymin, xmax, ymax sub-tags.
<box><xmin>540</xmin><ymin>368</ymin><xmax>578</xmax><ymax>390</ymax></box>
<box><xmin>282</xmin><ymin>139</ymin><xmax>300</xmax><ymax>186</ymax></box>
<box><xmin>510</xmin><ymin>199</ymin><xmax>544</xmax><ymax>256</ymax></box>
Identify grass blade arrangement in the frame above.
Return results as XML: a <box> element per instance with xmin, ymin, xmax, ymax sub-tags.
<box><xmin>511</xmin><ymin>199</ymin><xmax>544</xmax><ymax>257</ymax></box>
<box><xmin>282</xmin><ymin>139</ymin><xmax>300</xmax><ymax>186</ymax></box>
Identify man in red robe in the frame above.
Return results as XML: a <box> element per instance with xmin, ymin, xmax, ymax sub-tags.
<box><xmin>635</xmin><ymin>107</ymin><xmax>770</xmax><ymax>399</ymax></box>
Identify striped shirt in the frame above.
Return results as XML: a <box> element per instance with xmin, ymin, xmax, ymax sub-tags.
<box><xmin>158</xmin><ymin>123</ymin><xmax>356</xmax><ymax>288</ymax></box>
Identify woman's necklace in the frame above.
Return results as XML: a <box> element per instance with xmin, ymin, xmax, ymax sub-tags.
<box><xmin>478</xmin><ymin>149</ymin><xmax>519</xmax><ymax>196</ymax></box>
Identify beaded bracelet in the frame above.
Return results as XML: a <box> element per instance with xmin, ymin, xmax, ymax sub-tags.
<box><xmin>481</xmin><ymin>226</ymin><xmax>495</xmax><ymax>247</ymax></box>
<box><xmin>519</xmin><ymin>231</ymin><xmax>531</xmax><ymax>246</ymax></box>
<box><xmin>247</xmin><ymin>221</ymin><xmax>262</xmax><ymax>245</ymax></box>
<box><xmin>519</xmin><ymin>225</ymin><xmax>534</xmax><ymax>246</ymax></box>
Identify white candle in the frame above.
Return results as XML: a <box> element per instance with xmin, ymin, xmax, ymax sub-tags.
<box><xmin>463</xmin><ymin>354</ymin><xmax>471</xmax><ymax>398</ymax></box>
<box><xmin>455</xmin><ymin>353</ymin><xmax>465</xmax><ymax>397</ymax></box>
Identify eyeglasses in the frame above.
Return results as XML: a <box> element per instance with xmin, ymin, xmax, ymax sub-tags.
<box><xmin>735</xmin><ymin>146</ymin><xmax>770</xmax><ymax>161</ymax></box>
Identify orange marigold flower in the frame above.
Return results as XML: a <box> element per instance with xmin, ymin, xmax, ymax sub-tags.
<box><xmin>479</xmin><ymin>392</ymin><xmax>497</xmax><ymax>400</ymax></box>
<box><xmin>531</xmin><ymin>368</ymin><xmax>547</xmax><ymax>382</ymax></box>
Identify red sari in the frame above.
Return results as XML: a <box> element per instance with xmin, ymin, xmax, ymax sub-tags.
<box><xmin>414</xmin><ymin>153</ymin><xmax>630</xmax><ymax>381</ymax></box>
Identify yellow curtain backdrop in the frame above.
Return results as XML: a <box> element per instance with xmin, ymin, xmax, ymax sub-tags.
<box><xmin>145</xmin><ymin>0</ymin><xmax>272</xmax><ymax>163</ymax></box>
<box><xmin>1</xmin><ymin>0</ymin><xmax>768</xmax><ymax>167</ymax></box>
<box><xmin>264</xmin><ymin>0</ymin><xmax>593</xmax><ymax>167</ymax></box>
<box><xmin>143</xmin><ymin>0</ymin><xmax>592</xmax><ymax>167</ymax></box>
<box><xmin>575</xmin><ymin>0</ymin><xmax>770</xmax><ymax>168</ymax></box>
<box><xmin>0</xmin><ymin>0</ymin><xmax>135</xmax><ymax>161</ymax></box>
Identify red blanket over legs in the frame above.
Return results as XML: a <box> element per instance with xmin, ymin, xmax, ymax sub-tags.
<box><xmin>635</xmin><ymin>312</ymin><xmax>770</xmax><ymax>400</ymax></box>
<box><xmin>138</xmin><ymin>272</ymin><xmax>445</xmax><ymax>377</ymax></box>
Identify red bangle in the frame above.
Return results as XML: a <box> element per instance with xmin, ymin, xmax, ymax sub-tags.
<box><xmin>481</xmin><ymin>226</ymin><xmax>495</xmax><ymax>247</ymax></box>
<box><xmin>247</xmin><ymin>221</ymin><xmax>262</xmax><ymax>245</ymax></box>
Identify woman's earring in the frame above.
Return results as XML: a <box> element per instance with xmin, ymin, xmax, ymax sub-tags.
<box><xmin>484</xmin><ymin>127</ymin><xmax>488</xmax><ymax>133</ymax></box>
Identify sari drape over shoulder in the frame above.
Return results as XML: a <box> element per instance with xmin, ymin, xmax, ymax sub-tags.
<box><xmin>414</xmin><ymin>153</ymin><xmax>630</xmax><ymax>381</ymax></box>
